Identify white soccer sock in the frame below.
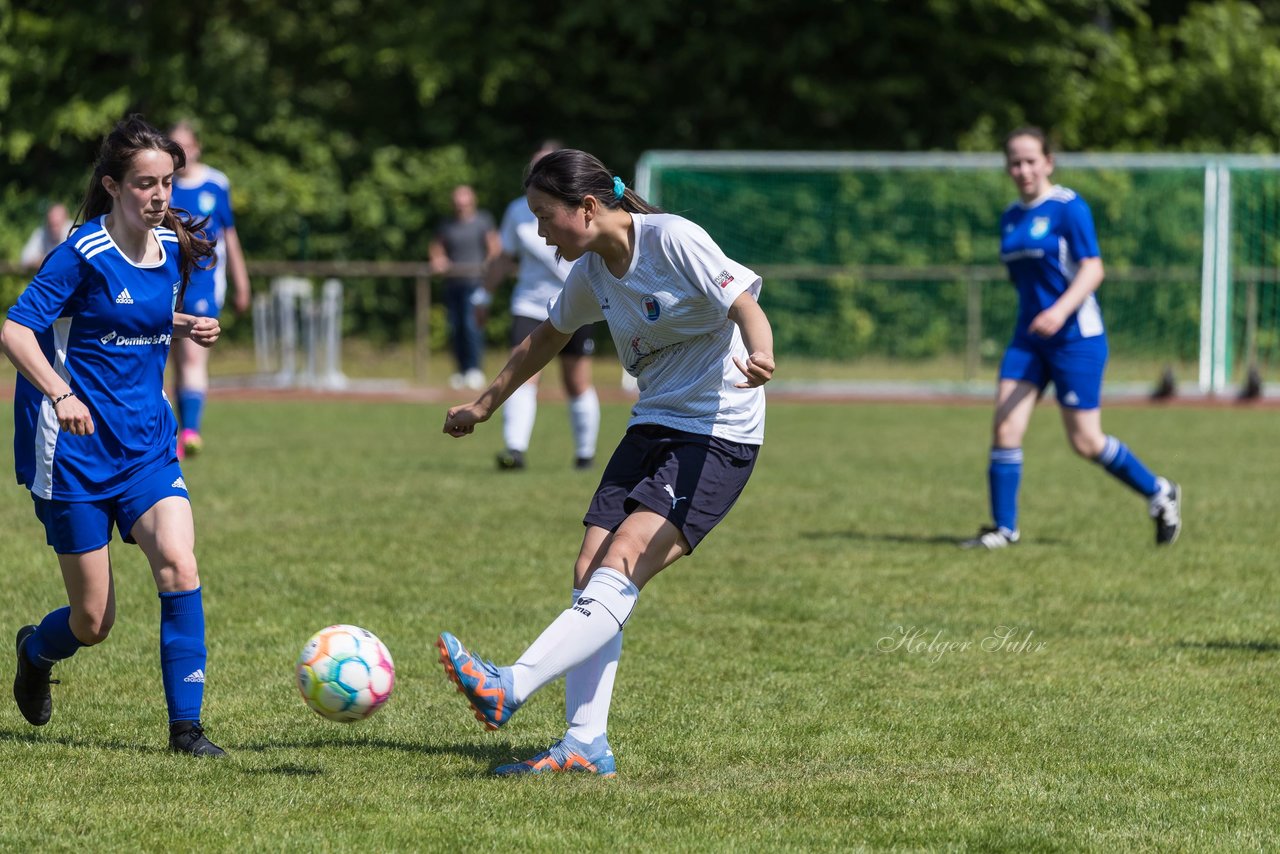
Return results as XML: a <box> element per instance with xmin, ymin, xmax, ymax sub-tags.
<box><xmin>568</xmin><ymin>388</ymin><xmax>600</xmax><ymax>460</ymax></box>
<box><xmin>502</xmin><ymin>382</ymin><xmax>538</xmax><ymax>453</ymax></box>
<box><xmin>565</xmin><ymin>588</ymin><xmax>622</xmax><ymax>743</ymax></box>
<box><xmin>510</xmin><ymin>567</ymin><xmax>637</xmax><ymax>705</ymax></box>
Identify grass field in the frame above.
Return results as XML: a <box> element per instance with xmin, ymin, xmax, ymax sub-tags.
<box><xmin>0</xmin><ymin>396</ymin><xmax>1276</xmax><ymax>851</ymax></box>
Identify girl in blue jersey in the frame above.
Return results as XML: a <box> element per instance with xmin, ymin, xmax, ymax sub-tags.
<box><xmin>1</xmin><ymin>116</ymin><xmax>227</xmax><ymax>756</ymax></box>
<box><xmin>167</xmin><ymin>121</ymin><xmax>252</xmax><ymax>459</ymax></box>
<box><xmin>436</xmin><ymin>149</ymin><xmax>774</xmax><ymax>777</ymax></box>
<box><xmin>962</xmin><ymin>127</ymin><xmax>1181</xmax><ymax>550</ymax></box>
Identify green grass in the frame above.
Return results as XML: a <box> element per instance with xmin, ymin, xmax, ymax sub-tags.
<box><xmin>0</xmin><ymin>398</ymin><xmax>1276</xmax><ymax>851</ymax></box>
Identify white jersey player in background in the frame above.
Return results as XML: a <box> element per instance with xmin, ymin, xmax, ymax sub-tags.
<box><xmin>481</xmin><ymin>141</ymin><xmax>600</xmax><ymax>471</ymax></box>
<box><xmin>437</xmin><ymin>148</ymin><xmax>774</xmax><ymax>777</ymax></box>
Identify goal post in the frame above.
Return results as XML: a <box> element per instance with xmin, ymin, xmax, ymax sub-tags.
<box><xmin>635</xmin><ymin>150</ymin><xmax>1280</xmax><ymax>397</ymax></box>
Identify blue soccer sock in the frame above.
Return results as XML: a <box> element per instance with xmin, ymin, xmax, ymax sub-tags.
<box><xmin>24</xmin><ymin>606</ymin><xmax>85</xmax><ymax>669</ymax></box>
<box><xmin>1094</xmin><ymin>435</ymin><xmax>1159</xmax><ymax>497</ymax></box>
<box><xmin>159</xmin><ymin>587</ymin><xmax>207</xmax><ymax>723</ymax></box>
<box><xmin>989</xmin><ymin>447</ymin><xmax>1023</xmax><ymax>534</ymax></box>
<box><xmin>177</xmin><ymin>390</ymin><xmax>206</xmax><ymax>434</ymax></box>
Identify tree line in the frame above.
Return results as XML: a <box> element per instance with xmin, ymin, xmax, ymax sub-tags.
<box><xmin>3</xmin><ymin>0</ymin><xmax>1278</xmax><ymax>268</ymax></box>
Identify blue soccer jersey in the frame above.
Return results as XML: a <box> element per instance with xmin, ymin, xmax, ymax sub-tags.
<box><xmin>999</xmin><ymin>186</ymin><xmax>1105</xmax><ymax>342</ymax></box>
<box><xmin>170</xmin><ymin>168</ymin><xmax>234</xmax><ymax>315</ymax></box>
<box><xmin>7</xmin><ymin>217</ymin><xmax>181</xmax><ymax>500</ymax></box>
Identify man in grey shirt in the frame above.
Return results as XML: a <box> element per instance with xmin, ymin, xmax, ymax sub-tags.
<box><xmin>430</xmin><ymin>185</ymin><xmax>501</xmax><ymax>389</ymax></box>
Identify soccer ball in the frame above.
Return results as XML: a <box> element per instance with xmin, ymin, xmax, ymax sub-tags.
<box><xmin>296</xmin><ymin>624</ymin><xmax>395</xmax><ymax>722</ymax></box>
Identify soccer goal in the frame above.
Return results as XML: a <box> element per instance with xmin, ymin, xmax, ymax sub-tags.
<box><xmin>635</xmin><ymin>151</ymin><xmax>1280</xmax><ymax>398</ymax></box>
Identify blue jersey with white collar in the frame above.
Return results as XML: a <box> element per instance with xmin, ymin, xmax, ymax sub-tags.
<box><xmin>7</xmin><ymin>216</ymin><xmax>181</xmax><ymax>500</ymax></box>
<box><xmin>999</xmin><ymin>186</ymin><xmax>1105</xmax><ymax>342</ymax></box>
<box><xmin>171</xmin><ymin>167</ymin><xmax>234</xmax><ymax>313</ymax></box>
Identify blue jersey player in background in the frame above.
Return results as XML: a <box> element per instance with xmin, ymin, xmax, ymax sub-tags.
<box><xmin>168</xmin><ymin>120</ymin><xmax>251</xmax><ymax>460</ymax></box>
<box><xmin>0</xmin><ymin>115</ymin><xmax>228</xmax><ymax>756</ymax></box>
<box><xmin>962</xmin><ymin>127</ymin><xmax>1181</xmax><ymax>550</ymax></box>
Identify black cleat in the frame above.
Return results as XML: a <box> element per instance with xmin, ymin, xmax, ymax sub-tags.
<box><xmin>574</xmin><ymin>456</ymin><xmax>594</xmax><ymax>470</ymax></box>
<box><xmin>169</xmin><ymin>721</ymin><xmax>227</xmax><ymax>757</ymax></box>
<box><xmin>496</xmin><ymin>449</ymin><xmax>526</xmax><ymax>471</ymax></box>
<box><xmin>1151</xmin><ymin>481</ymin><xmax>1182</xmax><ymax>545</ymax></box>
<box><xmin>14</xmin><ymin>625</ymin><xmax>57</xmax><ymax>726</ymax></box>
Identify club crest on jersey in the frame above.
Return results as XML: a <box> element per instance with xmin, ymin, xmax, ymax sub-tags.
<box><xmin>642</xmin><ymin>296</ymin><xmax>661</xmax><ymax>322</ymax></box>
<box><xmin>1030</xmin><ymin>217</ymin><xmax>1050</xmax><ymax>239</ymax></box>
<box><xmin>199</xmin><ymin>191</ymin><xmax>216</xmax><ymax>215</ymax></box>
<box><xmin>713</xmin><ymin>270</ymin><xmax>734</xmax><ymax>289</ymax></box>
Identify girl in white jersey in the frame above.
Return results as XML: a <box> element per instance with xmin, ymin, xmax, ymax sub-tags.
<box><xmin>1</xmin><ymin>116</ymin><xmax>227</xmax><ymax>756</ymax></box>
<box><xmin>437</xmin><ymin>149</ymin><xmax>774</xmax><ymax>776</ymax></box>
<box><xmin>481</xmin><ymin>141</ymin><xmax>600</xmax><ymax>471</ymax></box>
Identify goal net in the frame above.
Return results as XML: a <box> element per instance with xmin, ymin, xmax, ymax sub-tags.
<box><xmin>635</xmin><ymin>151</ymin><xmax>1280</xmax><ymax>397</ymax></box>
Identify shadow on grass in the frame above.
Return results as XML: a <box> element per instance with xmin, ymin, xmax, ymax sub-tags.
<box><xmin>0</xmin><ymin>728</ymin><xmax>554</xmax><ymax>776</ymax></box>
<box><xmin>0</xmin><ymin>728</ymin><xmax>155</xmax><ymax>753</ymax></box>
<box><xmin>804</xmin><ymin>529</ymin><xmax>1070</xmax><ymax>547</ymax></box>
<box><xmin>233</xmin><ymin>736</ymin><xmax>554</xmax><ymax>777</ymax></box>
<box><xmin>1175</xmin><ymin>639</ymin><xmax>1280</xmax><ymax>654</ymax></box>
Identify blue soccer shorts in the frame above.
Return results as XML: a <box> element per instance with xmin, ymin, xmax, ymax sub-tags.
<box><xmin>584</xmin><ymin>424</ymin><xmax>759</xmax><ymax>553</ymax></box>
<box><xmin>31</xmin><ymin>459</ymin><xmax>190</xmax><ymax>554</ymax></box>
<box><xmin>999</xmin><ymin>333</ymin><xmax>1109</xmax><ymax>410</ymax></box>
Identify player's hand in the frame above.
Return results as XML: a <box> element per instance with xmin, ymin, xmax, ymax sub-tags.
<box><xmin>1028</xmin><ymin>307</ymin><xmax>1066</xmax><ymax>338</ymax></box>
<box><xmin>443</xmin><ymin>402</ymin><xmax>490</xmax><ymax>437</ymax></box>
<box><xmin>189</xmin><ymin>316</ymin><xmax>221</xmax><ymax>348</ymax></box>
<box><xmin>733</xmin><ymin>351</ymin><xmax>775</xmax><ymax>388</ymax></box>
<box><xmin>233</xmin><ymin>286</ymin><xmax>252</xmax><ymax>315</ymax></box>
<box><xmin>54</xmin><ymin>395</ymin><xmax>94</xmax><ymax>436</ymax></box>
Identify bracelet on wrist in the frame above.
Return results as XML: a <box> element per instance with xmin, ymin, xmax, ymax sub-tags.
<box><xmin>51</xmin><ymin>392</ymin><xmax>76</xmax><ymax>408</ymax></box>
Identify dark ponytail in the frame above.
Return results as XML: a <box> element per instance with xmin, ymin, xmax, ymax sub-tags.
<box><xmin>77</xmin><ymin>114</ymin><xmax>216</xmax><ymax>300</ymax></box>
<box><xmin>525</xmin><ymin>149</ymin><xmax>663</xmax><ymax>215</ymax></box>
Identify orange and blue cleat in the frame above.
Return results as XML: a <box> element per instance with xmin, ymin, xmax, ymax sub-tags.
<box><xmin>437</xmin><ymin>632</ymin><xmax>520</xmax><ymax>730</ymax></box>
<box><xmin>494</xmin><ymin>735</ymin><xmax>617</xmax><ymax>777</ymax></box>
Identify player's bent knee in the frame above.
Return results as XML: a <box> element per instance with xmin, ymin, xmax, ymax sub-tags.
<box><xmin>1069</xmin><ymin>434</ymin><xmax>1106</xmax><ymax>458</ymax></box>
<box><xmin>72</xmin><ymin>614</ymin><xmax>114</xmax><ymax>645</ymax></box>
<box><xmin>156</xmin><ymin>554</ymin><xmax>200</xmax><ymax>592</ymax></box>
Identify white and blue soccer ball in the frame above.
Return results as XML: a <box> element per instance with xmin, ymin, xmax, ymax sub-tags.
<box><xmin>296</xmin><ymin>624</ymin><xmax>395</xmax><ymax>723</ymax></box>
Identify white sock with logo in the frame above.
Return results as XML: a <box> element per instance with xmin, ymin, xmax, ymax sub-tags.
<box><xmin>568</xmin><ymin>388</ymin><xmax>600</xmax><ymax>460</ymax></box>
<box><xmin>510</xmin><ymin>567</ymin><xmax>637</xmax><ymax>705</ymax></box>
<box><xmin>565</xmin><ymin>587</ymin><xmax>622</xmax><ymax>743</ymax></box>
<box><xmin>502</xmin><ymin>382</ymin><xmax>537</xmax><ymax>453</ymax></box>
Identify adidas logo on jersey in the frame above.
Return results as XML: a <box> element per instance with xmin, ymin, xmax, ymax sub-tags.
<box><xmin>115</xmin><ymin>288</ymin><xmax>134</xmax><ymax>304</ymax></box>
<box><xmin>183</xmin><ymin>669</ymin><xmax>205</xmax><ymax>683</ymax></box>
<box><xmin>171</xmin><ymin>477</ymin><xmax>187</xmax><ymax>490</ymax></box>
<box><xmin>1062</xmin><ymin>391</ymin><xmax>1080</xmax><ymax>406</ymax></box>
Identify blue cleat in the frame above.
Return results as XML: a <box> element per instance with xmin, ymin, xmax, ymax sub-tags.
<box><xmin>436</xmin><ymin>632</ymin><xmax>520</xmax><ymax>730</ymax></box>
<box><xmin>494</xmin><ymin>734</ymin><xmax>617</xmax><ymax>777</ymax></box>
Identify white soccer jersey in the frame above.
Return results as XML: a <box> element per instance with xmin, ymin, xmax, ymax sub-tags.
<box><xmin>548</xmin><ymin>213</ymin><xmax>764</xmax><ymax>443</ymax></box>
<box><xmin>500</xmin><ymin>196</ymin><xmax>574</xmax><ymax>321</ymax></box>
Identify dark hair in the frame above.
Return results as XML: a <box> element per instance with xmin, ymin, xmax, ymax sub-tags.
<box><xmin>1004</xmin><ymin>126</ymin><xmax>1052</xmax><ymax>158</ymax></box>
<box><xmin>524</xmin><ymin>149</ymin><xmax>662</xmax><ymax>215</ymax></box>
<box><xmin>77</xmin><ymin>114</ymin><xmax>215</xmax><ymax>298</ymax></box>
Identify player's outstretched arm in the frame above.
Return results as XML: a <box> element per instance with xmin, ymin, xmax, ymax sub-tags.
<box><xmin>444</xmin><ymin>319</ymin><xmax>573</xmax><ymax>437</ymax></box>
<box><xmin>727</xmin><ymin>290</ymin><xmax>775</xmax><ymax>388</ymax></box>
<box><xmin>173</xmin><ymin>313</ymin><xmax>221</xmax><ymax>348</ymax></box>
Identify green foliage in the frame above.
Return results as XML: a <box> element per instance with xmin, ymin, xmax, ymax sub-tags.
<box><xmin>4</xmin><ymin>1</ymin><xmax>1280</xmax><ymax>346</ymax></box>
